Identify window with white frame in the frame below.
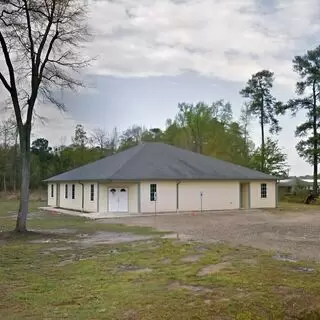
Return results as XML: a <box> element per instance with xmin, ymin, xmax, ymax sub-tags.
<box><xmin>150</xmin><ymin>184</ymin><xmax>157</xmax><ymax>201</ymax></box>
<box><xmin>261</xmin><ymin>183</ymin><xmax>267</xmax><ymax>198</ymax></box>
<box><xmin>72</xmin><ymin>184</ymin><xmax>75</xmax><ymax>199</ymax></box>
<box><xmin>90</xmin><ymin>184</ymin><xmax>94</xmax><ymax>201</ymax></box>
<box><xmin>65</xmin><ymin>184</ymin><xmax>68</xmax><ymax>199</ymax></box>
<box><xmin>51</xmin><ymin>184</ymin><xmax>54</xmax><ymax>198</ymax></box>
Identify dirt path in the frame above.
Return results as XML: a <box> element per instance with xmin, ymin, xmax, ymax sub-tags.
<box><xmin>100</xmin><ymin>210</ymin><xmax>320</xmax><ymax>261</ymax></box>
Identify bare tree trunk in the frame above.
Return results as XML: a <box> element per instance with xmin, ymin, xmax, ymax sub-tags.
<box><xmin>260</xmin><ymin>97</ymin><xmax>265</xmax><ymax>172</ymax></box>
<box><xmin>312</xmin><ymin>82</ymin><xmax>318</xmax><ymax>196</ymax></box>
<box><xmin>15</xmin><ymin>126</ymin><xmax>31</xmax><ymax>232</ymax></box>
<box><xmin>13</xmin><ymin>127</ymin><xmax>19</xmax><ymax>193</ymax></box>
<box><xmin>244</xmin><ymin>129</ymin><xmax>249</xmax><ymax>164</ymax></box>
<box><xmin>3</xmin><ymin>173</ymin><xmax>6</xmax><ymax>194</ymax></box>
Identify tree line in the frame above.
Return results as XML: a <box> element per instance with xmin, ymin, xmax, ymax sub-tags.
<box><xmin>0</xmin><ymin>98</ymin><xmax>289</xmax><ymax>193</ymax></box>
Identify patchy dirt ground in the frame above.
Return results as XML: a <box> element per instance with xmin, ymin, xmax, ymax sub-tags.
<box><xmin>2</xmin><ymin>201</ymin><xmax>320</xmax><ymax>319</ymax></box>
<box><xmin>101</xmin><ymin>209</ymin><xmax>320</xmax><ymax>261</ymax></box>
<box><xmin>29</xmin><ymin>230</ymin><xmax>156</xmax><ymax>246</ymax></box>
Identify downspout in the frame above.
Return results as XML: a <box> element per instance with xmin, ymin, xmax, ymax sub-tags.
<box><xmin>137</xmin><ymin>182</ymin><xmax>141</xmax><ymax>213</ymax></box>
<box><xmin>239</xmin><ymin>183</ymin><xmax>242</xmax><ymax>209</ymax></box>
<box><xmin>79</xmin><ymin>182</ymin><xmax>84</xmax><ymax>212</ymax></box>
<box><xmin>176</xmin><ymin>181</ymin><xmax>181</xmax><ymax>213</ymax></box>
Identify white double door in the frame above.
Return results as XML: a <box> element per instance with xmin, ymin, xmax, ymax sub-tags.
<box><xmin>108</xmin><ymin>187</ymin><xmax>128</xmax><ymax>212</ymax></box>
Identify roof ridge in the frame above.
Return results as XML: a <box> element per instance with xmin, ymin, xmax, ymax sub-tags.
<box><xmin>108</xmin><ymin>143</ymin><xmax>146</xmax><ymax>180</ymax></box>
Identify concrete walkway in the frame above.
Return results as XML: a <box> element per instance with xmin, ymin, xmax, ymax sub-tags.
<box><xmin>39</xmin><ymin>207</ymin><xmax>201</xmax><ymax>219</ymax></box>
<box><xmin>39</xmin><ymin>207</ymin><xmax>145</xmax><ymax>219</ymax></box>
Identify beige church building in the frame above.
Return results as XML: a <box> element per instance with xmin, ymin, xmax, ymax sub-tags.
<box><xmin>46</xmin><ymin>143</ymin><xmax>278</xmax><ymax>215</ymax></box>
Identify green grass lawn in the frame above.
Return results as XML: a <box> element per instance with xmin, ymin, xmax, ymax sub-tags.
<box><xmin>0</xmin><ymin>200</ymin><xmax>164</xmax><ymax>236</ymax></box>
<box><xmin>1</xmin><ymin>201</ymin><xmax>320</xmax><ymax>319</ymax></box>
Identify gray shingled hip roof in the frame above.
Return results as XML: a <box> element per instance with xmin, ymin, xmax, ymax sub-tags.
<box><xmin>45</xmin><ymin>143</ymin><xmax>277</xmax><ymax>182</ymax></box>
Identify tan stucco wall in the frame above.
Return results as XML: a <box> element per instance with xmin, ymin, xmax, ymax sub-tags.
<box><xmin>250</xmin><ymin>181</ymin><xmax>276</xmax><ymax>208</ymax></box>
<box><xmin>48</xmin><ymin>179</ymin><xmax>276</xmax><ymax>213</ymax></box>
<box><xmin>47</xmin><ymin>183</ymin><xmax>56</xmax><ymax>206</ymax></box>
<box><xmin>128</xmin><ymin>184</ymin><xmax>138</xmax><ymax>213</ymax></box>
<box><xmin>48</xmin><ymin>182</ymin><xmax>137</xmax><ymax>213</ymax></box>
<box><xmin>58</xmin><ymin>182</ymin><xmax>83</xmax><ymax>211</ymax></box>
<box><xmin>140</xmin><ymin>181</ymin><xmax>177</xmax><ymax>213</ymax></box>
<box><xmin>99</xmin><ymin>182</ymin><xmax>138</xmax><ymax>213</ymax></box>
<box><xmin>140</xmin><ymin>180</ymin><xmax>242</xmax><ymax>212</ymax></box>
<box><xmin>178</xmin><ymin>181</ymin><xmax>240</xmax><ymax>211</ymax></box>
<box><xmin>47</xmin><ymin>182</ymin><xmax>98</xmax><ymax>213</ymax></box>
<box><xmin>83</xmin><ymin>182</ymin><xmax>98</xmax><ymax>212</ymax></box>
<box><xmin>98</xmin><ymin>183</ymin><xmax>107</xmax><ymax>212</ymax></box>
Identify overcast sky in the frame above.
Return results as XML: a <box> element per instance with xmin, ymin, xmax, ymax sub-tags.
<box><xmin>4</xmin><ymin>0</ymin><xmax>320</xmax><ymax>176</ymax></box>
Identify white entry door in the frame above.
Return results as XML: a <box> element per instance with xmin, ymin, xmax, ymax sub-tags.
<box><xmin>108</xmin><ymin>188</ymin><xmax>119</xmax><ymax>212</ymax></box>
<box><xmin>108</xmin><ymin>188</ymin><xmax>128</xmax><ymax>212</ymax></box>
<box><xmin>118</xmin><ymin>188</ymin><xmax>128</xmax><ymax>212</ymax></box>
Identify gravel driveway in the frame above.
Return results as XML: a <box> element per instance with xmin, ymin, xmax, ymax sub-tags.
<box><xmin>102</xmin><ymin>209</ymin><xmax>320</xmax><ymax>261</ymax></box>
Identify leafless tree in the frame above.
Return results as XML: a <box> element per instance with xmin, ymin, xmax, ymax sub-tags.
<box><xmin>0</xmin><ymin>0</ymin><xmax>90</xmax><ymax>232</ymax></box>
<box><xmin>91</xmin><ymin>128</ymin><xmax>109</xmax><ymax>150</ymax></box>
<box><xmin>109</xmin><ymin>127</ymin><xmax>118</xmax><ymax>153</ymax></box>
<box><xmin>239</xmin><ymin>103</ymin><xmax>252</xmax><ymax>148</ymax></box>
<box><xmin>91</xmin><ymin>127</ymin><xmax>119</xmax><ymax>155</ymax></box>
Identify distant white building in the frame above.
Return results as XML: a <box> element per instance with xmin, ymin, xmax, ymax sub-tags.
<box><xmin>278</xmin><ymin>177</ymin><xmax>317</xmax><ymax>196</ymax></box>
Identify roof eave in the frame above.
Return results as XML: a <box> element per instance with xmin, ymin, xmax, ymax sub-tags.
<box><xmin>45</xmin><ymin>176</ymin><xmax>277</xmax><ymax>183</ymax></box>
